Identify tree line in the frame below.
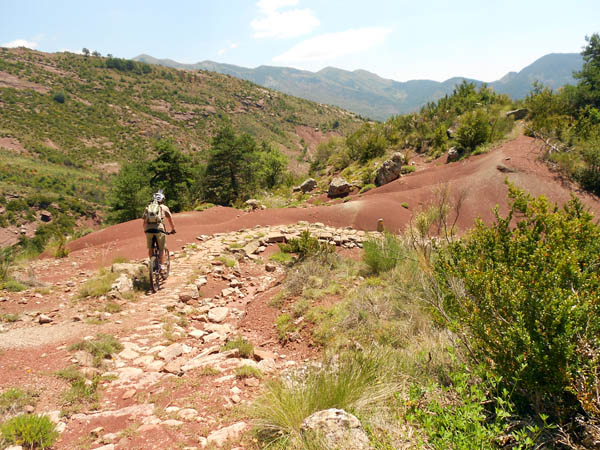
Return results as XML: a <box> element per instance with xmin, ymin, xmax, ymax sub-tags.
<box><xmin>108</xmin><ymin>122</ymin><xmax>288</xmax><ymax>223</ymax></box>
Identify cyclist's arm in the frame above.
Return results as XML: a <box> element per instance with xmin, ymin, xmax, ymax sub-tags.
<box><xmin>164</xmin><ymin>210</ymin><xmax>176</xmax><ymax>233</ymax></box>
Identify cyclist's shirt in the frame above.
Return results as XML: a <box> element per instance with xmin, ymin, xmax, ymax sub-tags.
<box><xmin>143</xmin><ymin>204</ymin><xmax>171</xmax><ymax>232</ymax></box>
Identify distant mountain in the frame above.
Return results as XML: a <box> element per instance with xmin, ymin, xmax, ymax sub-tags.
<box><xmin>134</xmin><ymin>53</ymin><xmax>583</xmax><ymax>121</ymax></box>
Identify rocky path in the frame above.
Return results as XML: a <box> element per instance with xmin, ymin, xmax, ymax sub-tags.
<box><xmin>0</xmin><ymin>223</ymin><xmax>369</xmax><ymax>449</ymax></box>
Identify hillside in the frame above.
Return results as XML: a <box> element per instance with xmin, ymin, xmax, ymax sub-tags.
<box><xmin>135</xmin><ymin>53</ymin><xmax>583</xmax><ymax>120</ymax></box>
<box><xmin>0</xmin><ymin>47</ymin><xmax>363</xmax><ymax>242</ymax></box>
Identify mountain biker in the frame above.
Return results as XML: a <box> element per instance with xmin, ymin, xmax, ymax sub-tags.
<box><xmin>143</xmin><ymin>191</ymin><xmax>176</xmax><ymax>271</ymax></box>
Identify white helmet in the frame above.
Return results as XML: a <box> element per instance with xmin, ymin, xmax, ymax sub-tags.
<box><xmin>153</xmin><ymin>190</ymin><xmax>165</xmax><ymax>203</ymax></box>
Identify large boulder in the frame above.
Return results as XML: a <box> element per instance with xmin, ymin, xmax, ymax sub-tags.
<box><xmin>374</xmin><ymin>152</ymin><xmax>406</xmax><ymax>186</ymax></box>
<box><xmin>245</xmin><ymin>199</ymin><xmax>265</xmax><ymax>210</ymax></box>
<box><xmin>327</xmin><ymin>177</ymin><xmax>351</xmax><ymax>198</ymax></box>
<box><xmin>300</xmin><ymin>409</ymin><xmax>370</xmax><ymax>450</ymax></box>
<box><xmin>300</xmin><ymin>178</ymin><xmax>318</xmax><ymax>193</ymax></box>
<box><xmin>111</xmin><ymin>263</ymin><xmax>146</xmax><ymax>278</ymax></box>
<box><xmin>446</xmin><ymin>147</ymin><xmax>460</xmax><ymax>163</ymax></box>
<box><xmin>111</xmin><ymin>273</ymin><xmax>133</xmax><ymax>293</ymax></box>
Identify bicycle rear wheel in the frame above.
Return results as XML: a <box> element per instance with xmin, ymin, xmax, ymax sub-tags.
<box><xmin>162</xmin><ymin>248</ymin><xmax>170</xmax><ymax>279</ymax></box>
<box><xmin>149</xmin><ymin>256</ymin><xmax>160</xmax><ymax>292</ymax></box>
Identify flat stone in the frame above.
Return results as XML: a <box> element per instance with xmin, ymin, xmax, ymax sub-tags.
<box><xmin>158</xmin><ymin>343</ymin><xmax>184</xmax><ymax>362</ymax></box>
<box><xmin>208</xmin><ymin>307</ymin><xmax>229</xmax><ymax>323</ymax></box>
<box><xmin>73</xmin><ymin>350</ymin><xmax>94</xmax><ymax>367</ymax></box>
<box><xmin>265</xmin><ymin>232</ymin><xmax>286</xmax><ymax>243</ymax></box>
<box><xmin>147</xmin><ymin>360</ymin><xmax>165</xmax><ymax>372</ymax></box>
<box><xmin>92</xmin><ymin>445</ymin><xmax>115</xmax><ymax>450</ymax></box>
<box><xmin>189</xmin><ymin>329</ymin><xmax>206</xmax><ymax>339</ymax></box>
<box><xmin>122</xmin><ymin>389</ymin><xmax>136</xmax><ymax>400</ymax></box>
<box><xmin>207</xmin><ymin>422</ymin><xmax>247</xmax><ymax>447</ymax></box>
<box><xmin>253</xmin><ymin>348</ymin><xmax>276</xmax><ymax>361</ymax></box>
<box><xmin>71</xmin><ymin>404</ymin><xmax>154</xmax><ymax>421</ymax></box>
<box><xmin>178</xmin><ymin>408</ymin><xmax>198</xmax><ymax>421</ymax></box>
<box><xmin>162</xmin><ymin>419</ymin><xmax>184</xmax><ymax>427</ymax></box>
<box><xmin>117</xmin><ymin>367</ymin><xmax>144</xmax><ymax>381</ymax></box>
<box><xmin>118</xmin><ymin>348</ymin><xmax>140</xmax><ymax>360</ymax></box>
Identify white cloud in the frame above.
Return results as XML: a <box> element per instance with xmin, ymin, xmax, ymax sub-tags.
<box><xmin>273</xmin><ymin>27</ymin><xmax>391</xmax><ymax>63</ymax></box>
<box><xmin>2</xmin><ymin>39</ymin><xmax>38</xmax><ymax>49</ymax></box>
<box><xmin>217</xmin><ymin>48</ymin><xmax>226</xmax><ymax>55</ymax></box>
<box><xmin>251</xmin><ymin>0</ymin><xmax>319</xmax><ymax>39</ymax></box>
<box><xmin>230</xmin><ymin>43</ymin><xmax>238</xmax><ymax>49</ymax></box>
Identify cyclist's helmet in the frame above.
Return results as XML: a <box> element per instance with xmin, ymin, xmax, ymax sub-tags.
<box><xmin>153</xmin><ymin>190</ymin><xmax>165</xmax><ymax>203</ymax></box>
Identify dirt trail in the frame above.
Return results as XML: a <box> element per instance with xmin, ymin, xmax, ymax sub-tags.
<box><xmin>0</xmin><ymin>223</ymin><xmax>364</xmax><ymax>448</ymax></box>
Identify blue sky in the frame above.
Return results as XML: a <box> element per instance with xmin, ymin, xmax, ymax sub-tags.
<box><xmin>2</xmin><ymin>0</ymin><xmax>598</xmax><ymax>82</ymax></box>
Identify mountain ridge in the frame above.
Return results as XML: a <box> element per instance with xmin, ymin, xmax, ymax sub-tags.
<box><xmin>134</xmin><ymin>53</ymin><xmax>583</xmax><ymax>120</ymax></box>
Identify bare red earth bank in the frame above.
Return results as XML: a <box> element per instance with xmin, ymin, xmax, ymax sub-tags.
<box><xmin>67</xmin><ymin>135</ymin><xmax>600</xmax><ymax>270</ymax></box>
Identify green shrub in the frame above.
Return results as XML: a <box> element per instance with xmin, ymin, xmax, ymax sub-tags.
<box><xmin>1</xmin><ymin>313</ymin><xmax>19</xmax><ymax>323</ymax></box>
<box><xmin>0</xmin><ymin>414</ymin><xmax>58</xmax><ymax>449</ymax></box>
<box><xmin>359</xmin><ymin>183</ymin><xmax>375</xmax><ymax>194</ymax></box>
<box><xmin>408</xmin><ymin>370</ymin><xmax>548</xmax><ymax>449</ymax></box>
<box><xmin>279</xmin><ymin>230</ymin><xmax>335</xmax><ymax>262</ymax></box>
<box><xmin>434</xmin><ymin>185</ymin><xmax>600</xmax><ymax>418</ymax></box>
<box><xmin>275</xmin><ymin>313</ymin><xmax>298</xmax><ymax>343</ymax></box>
<box><xmin>401</xmin><ymin>165</ymin><xmax>416</xmax><ymax>174</ymax></box>
<box><xmin>455</xmin><ymin>110</ymin><xmax>491</xmax><ymax>152</ymax></box>
<box><xmin>221</xmin><ymin>336</ymin><xmax>254</xmax><ymax>358</ymax></box>
<box><xmin>1</xmin><ymin>280</ymin><xmax>28</xmax><ymax>292</ymax></box>
<box><xmin>362</xmin><ymin>231</ymin><xmax>406</xmax><ymax>274</ymax></box>
<box><xmin>52</xmin><ymin>91</ymin><xmax>66</xmax><ymax>103</ymax></box>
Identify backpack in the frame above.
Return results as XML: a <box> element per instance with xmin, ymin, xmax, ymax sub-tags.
<box><xmin>145</xmin><ymin>200</ymin><xmax>163</xmax><ymax>225</ymax></box>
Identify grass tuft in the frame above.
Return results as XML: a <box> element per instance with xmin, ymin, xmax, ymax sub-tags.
<box><xmin>251</xmin><ymin>350</ymin><xmax>400</xmax><ymax>448</ymax></box>
<box><xmin>222</xmin><ymin>336</ymin><xmax>254</xmax><ymax>359</ymax></box>
<box><xmin>68</xmin><ymin>334</ymin><xmax>123</xmax><ymax>367</ymax></box>
<box><xmin>0</xmin><ymin>414</ymin><xmax>58</xmax><ymax>449</ymax></box>
<box><xmin>78</xmin><ymin>269</ymin><xmax>118</xmax><ymax>298</ymax></box>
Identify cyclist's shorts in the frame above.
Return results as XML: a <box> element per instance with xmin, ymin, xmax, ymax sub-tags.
<box><xmin>145</xmin><ymin>231</ymin><xmax>165</xmax><ymax>253</ymax></box>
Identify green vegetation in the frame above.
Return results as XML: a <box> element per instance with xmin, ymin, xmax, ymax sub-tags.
<box><xmin>68</xmin><ymin>334</ymin><xmax>123</xmax><ymax>367</ymax></box>
<box><xmin>278</xmin><ymin>230</ymin><xmax>335</xmax><ymax>263</ymax></box>
<box><xmin>362</xmin><ymin>231</ymin><xmax>406</xmax><ymax>274</ymax></box>
<box><xmin>435</xmin><ymin>185</ymin><xmax>600</xmax><ymax>419</ymax></box>
<box><xmin>525</xmin><ymin>33</ymin><xmax>600</xmax><ymax>195</ymax></box>
<box><xmin>235</xmin><ymin>365</ymin><xmax>263</xmax><ymax>379</ymax></box>
<box><xmin>250</xmin><ymin>185</ymin><xmax>597</xmax><ymax>448</ymax></box>
<box><xmin>0</xmin><ymin>414</ymin><xmax>58</xmax><ymax>449</ymax></box>
<box><xmin>251</xmin><ymin>350</ymin><xmax>399</xmax><ymax>448</ymax></box>
<box><xmin>77</xmin><ymin>269</ymin><xmax>118</xmax><ymax>298</ymax></box>
<box><xmin>309</xmin><ymin>80</ymin><xmax>514</xmax><ymax>180</ymax></box>
<box><xmin>56</xmin><ymin>366</ymin><xmax>100</xmax><ymax>416</ymax></box>
<box><xmin>221</xmin><ymin>335</ymin><xmax>254</xmax><ymax>359</ymax></box>
<box><xmin>0</xmin><ymin>388</ymin><xmax>38</xmax><ymax>419</ymax></box>
<box><xmin>0</xmin><ymin>47</ymin><xmax>362</xmax><ymax>232</ymax></box>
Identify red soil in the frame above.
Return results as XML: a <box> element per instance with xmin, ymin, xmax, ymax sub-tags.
<box><xmin>64</xmin><ymin>135</ymin><xmax>600</xmax><ymax>272</ymax></box>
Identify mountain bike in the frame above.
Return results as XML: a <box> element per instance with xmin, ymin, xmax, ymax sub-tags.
<box><xmin>148</xmin><ymin>230</ymin><xmax>173</xmax><ymax>293</ymax></box>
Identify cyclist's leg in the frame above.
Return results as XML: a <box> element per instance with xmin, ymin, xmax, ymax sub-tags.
<box><xmin>156</xmin><ymin>232</ymin><xmax>166</xmax><ymax>266</ymax></box>
<box><xmin>145</xmin><ymin>232</ymin><xmax>154</xmax><ymax>260</ymax></box>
